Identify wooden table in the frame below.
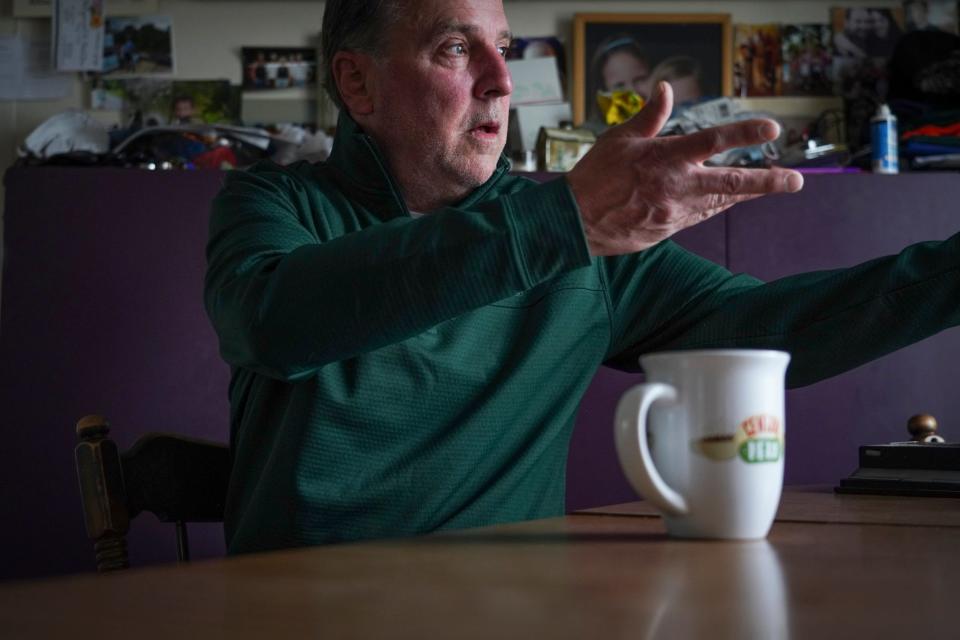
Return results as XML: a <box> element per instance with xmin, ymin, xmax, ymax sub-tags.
<box><xmin>1</xmin><ymin>487</ymin><xmax>958</xmax><ymax>639</ymax></box>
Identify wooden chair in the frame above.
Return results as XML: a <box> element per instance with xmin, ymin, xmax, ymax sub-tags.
<box><xmin>74</xmin><ymin>414</ymin><xmax>230</xmax><ymax>572</ymax></box>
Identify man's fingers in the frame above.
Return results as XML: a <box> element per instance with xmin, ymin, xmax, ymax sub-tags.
<box><xmin>672</xmin><ymin>118</ymin><xmax>782</xmax><ymax>161</ymax></box>
<box><xmin>696</xmin><ymin>193</ymin><xmax>765</xmax><ymax>219</ymax></box>
<box><xmin>625</xmin><ymin>81</ymin><xmax>674</xmax><ymax>138</ymax></box>
<box><xmin>695</xmin><ymin>167</ymin><xmax>804</xmax><ymax>196</ymax></box>
<box><xmin>677</xmin><ymin>193</ymin><xmax>766</xmax><ymax>233</ymax></box>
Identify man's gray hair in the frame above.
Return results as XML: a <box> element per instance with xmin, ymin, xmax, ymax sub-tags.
<box><xmin>321</xmin><ymin>0</ymin><xmax>403</xmax><ymax>109</ymax></box>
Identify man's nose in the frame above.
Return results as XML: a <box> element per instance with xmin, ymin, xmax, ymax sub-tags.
<box><xmin>474</xmin><ymin>45</ymin><xmax>513</xmax><ymax>100</ymax></box>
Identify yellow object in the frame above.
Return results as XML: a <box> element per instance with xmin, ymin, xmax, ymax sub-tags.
<box><xmin>596</xmin><ymin>91</ymin><xmax>645</xmax><ymax>126</ymax></box>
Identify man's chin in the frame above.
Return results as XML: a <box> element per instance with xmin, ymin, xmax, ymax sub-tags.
<box><xmin>445</xmin><ymin>157</ymin><xmax>502</xmax><ymax>189</ymax></box>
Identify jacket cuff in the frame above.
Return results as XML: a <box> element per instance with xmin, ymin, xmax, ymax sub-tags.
<box><xmin>502</xmin><ymin>177</ymin><xmax>592</xmax><ymax>288</ymax></box>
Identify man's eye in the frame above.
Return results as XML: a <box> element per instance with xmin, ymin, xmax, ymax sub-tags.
<box><xmin>447</xmin><ymin>43</ymin><xmax>467</xmax><ymax>56</ymax></box>
<box><xmin>497</xmin><ymin>46</ymin><xmax>509</xmax><ymax>58</ymax></box>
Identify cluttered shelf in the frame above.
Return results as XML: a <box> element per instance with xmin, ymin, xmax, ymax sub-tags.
<box><xmin>15</xmin><ymin>92</ymin><xmax>956</xmax><ymax>175</ymax></box>
<box><xmin>9</xmin><ymin>4</ymin><xmax>959</xmax><ymax>174</ymax></box>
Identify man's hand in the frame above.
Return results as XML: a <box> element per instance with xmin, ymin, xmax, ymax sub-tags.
<box><xmin>566</xmin><ymin>81</ymin><xmax>805</xmax><ymax>257</ymax></box>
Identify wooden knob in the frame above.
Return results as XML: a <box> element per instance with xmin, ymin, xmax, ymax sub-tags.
<box><xmin>907</xmin><ymin>414</ymin><xmax>938</xmax><ymax>441</ymax></box>
<box><xmin>76</xmin><ymin>414</ymin><xmax>110</xmax><ymax>440</ymax></box>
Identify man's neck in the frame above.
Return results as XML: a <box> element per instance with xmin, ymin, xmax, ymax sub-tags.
<box><xmin>396</xmin><ymin>168</ymin><xmax>475</xmax><ymax>212</ymax></box>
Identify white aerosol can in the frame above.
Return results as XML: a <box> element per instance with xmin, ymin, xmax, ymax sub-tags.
<box><xmin>871</xmin><ymin>103</ymin><xmax>899</xmax><ymax>174</ymax></box>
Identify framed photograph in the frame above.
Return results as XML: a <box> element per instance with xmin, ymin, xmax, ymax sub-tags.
<box><xmin>572</xmin><ymin>13</ymin><xmax>732</xmax><ymax>127</ymax></box>
<box><xmin>241</xmin><ymin>46</ymin><xmax>317</xmax><ymax>91</ymax></box>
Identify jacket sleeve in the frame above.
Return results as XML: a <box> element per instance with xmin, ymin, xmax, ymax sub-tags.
<box><xmin>602</xmin><ymin>232</ymin><xmax>960</xmax><ymax>388</ymax></box>
<box><xmin>204</xmin><ymin>165</ymin><xmax>592</xmax><ymax>381</ymax></box>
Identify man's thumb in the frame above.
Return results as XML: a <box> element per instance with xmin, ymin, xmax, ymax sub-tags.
<box><xmin>627</xmin><ymin>81</ymin><xmax>673</xmax><ymax>138</ymax></box>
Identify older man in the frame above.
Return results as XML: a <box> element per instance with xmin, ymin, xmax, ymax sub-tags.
<box><xmin>205</xmin><ymin>0</ymin><xmax>959</xmax><ymax>554</ymax></box>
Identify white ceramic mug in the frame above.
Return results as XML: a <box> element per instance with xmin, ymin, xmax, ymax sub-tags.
<box><xmin>615</xmin><ymin>349</ymin><xmax>791</xmax><ymax>539</ymax></box>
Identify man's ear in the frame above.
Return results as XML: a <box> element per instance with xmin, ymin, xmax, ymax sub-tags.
<box><xmin>332</xmin><ymin>51</ymin><xmax>376</xmax><ymax>117</ymax></box>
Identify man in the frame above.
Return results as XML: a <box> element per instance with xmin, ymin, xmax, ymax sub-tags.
<box><xmin>205</xmin><ymin>0</ymin><xmax>959</xmax><ymax>554</ymax></box>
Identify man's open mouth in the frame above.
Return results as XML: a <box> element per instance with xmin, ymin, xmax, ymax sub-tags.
<box><xmin>471</xmin><ymin>122</ymin><xmax>500</xmax><ymax>135</ymax></box>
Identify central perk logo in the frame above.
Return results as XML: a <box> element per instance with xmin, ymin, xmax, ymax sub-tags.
<box><xmin>692</xmin><ymin>414</ymin><xmax>783</xmax><ymax>463</ymax></box>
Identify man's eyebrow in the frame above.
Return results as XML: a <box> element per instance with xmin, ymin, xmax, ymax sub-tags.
<box><xmin>424</xmin><ymin>20</ymin><xmax>512</xmax><ymax>43</ymax></box>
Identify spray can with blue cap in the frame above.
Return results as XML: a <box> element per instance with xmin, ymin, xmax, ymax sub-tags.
<box><xmin>871</xmin><ymin>103</ymin><xmax>899</xmax><ymax>174</ymax></box>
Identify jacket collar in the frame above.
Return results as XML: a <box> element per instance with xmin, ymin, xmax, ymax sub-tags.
<box><xmin>325</xmin><ymin>111</ymin><xmax>512</xmax><ymax>219</ymax></box>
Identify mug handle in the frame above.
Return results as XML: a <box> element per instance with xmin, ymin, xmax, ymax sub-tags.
<box><xmin>614</xmin><ymin>383</ymin><xmax>689</xmax><ymax>516</ymax></box>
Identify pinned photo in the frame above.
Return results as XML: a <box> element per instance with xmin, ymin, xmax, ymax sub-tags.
<box><xmin>780</xmin><ymin>25</ymin><xmax>833</xmax><ymax>96</ymax></box>
<box><xmin>101</xmin><ymin>15</ymin><xmax>174</xmax><ymax>76</ymax></box>
<box><xmin>904</xmin><ymin>0</ymin><xmax>959</xmax><ymax>34</ymax></box>
<box><xmin>733</xmin><ymin>24</ymin><xmax>782</xmax><ymax>97</ymax></box>
<box><xmin>831</xmin><ymin>6</ymin><xmax>905</xmax><ymax>106</ymax></box>
<box><xmin>832</xmin><ymin>7</ymin><xmax>905</xmax><ymax>61</ymax></box>
<box><xmin>91</xmin><ymin>78</ymin><xmax>240</xmax><ymax>126</ymax></box>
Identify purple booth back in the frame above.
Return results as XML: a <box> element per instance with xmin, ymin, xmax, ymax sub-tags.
<box><xmin>567</xmin><ymin>173</ymin><xmax>960</xmax><ymax>510</ymax></box>
<box><xmin>0</xmin><ymin>168</ymin><xmax>230</xmax><ymax>580</ymax></box>
<box><xmin>1</xmin><ymin>168</ymin><xmax>958</xmax><ymax>580</ymax></box>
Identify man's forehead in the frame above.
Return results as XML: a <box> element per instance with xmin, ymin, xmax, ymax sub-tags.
<box><xmin>403</xmin><ymin>0</ymin><xmax>511</xmax><ymax>42</ymax></box>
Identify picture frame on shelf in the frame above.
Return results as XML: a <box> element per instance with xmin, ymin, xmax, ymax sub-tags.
<box><xmin>241</xmin><ymin>46</ymin><xmax>317</xmax><ymax>92</ymax></box>
<box><xmin>572</xmin><ymin>13</ymin><xmax>732</xmax><ymax>129</ymax></box>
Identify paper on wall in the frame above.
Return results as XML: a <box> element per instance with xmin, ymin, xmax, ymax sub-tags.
<box><xmin>507</xmin><ymin>57</ymin><xmax>564</xmax><ymax>106</ymax></box>
<box><xmin>14</xmin><ymin>0</ymin><xmax>158</xmax><ymax>17</ymax></box>
<box><xmin>0</xmin><ymin>35</ymin><xmax>72</xmax><ymax>101</ymax></box>
<box><xmin>52</xmin><ymin>0</ymin><xmax>105</xmax><ymax>72</ymax></box>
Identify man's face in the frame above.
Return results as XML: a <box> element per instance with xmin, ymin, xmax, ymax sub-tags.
<box><xmin>362</xmin><ymin>0</ymin><xmax>513</xmax><ymax>208</ymax></box>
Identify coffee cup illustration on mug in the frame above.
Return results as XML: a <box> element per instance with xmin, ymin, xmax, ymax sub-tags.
<box><xmin>615</xmin><ymin>349</ymin><xmax>791</xmax><ymax>539</ymax></box>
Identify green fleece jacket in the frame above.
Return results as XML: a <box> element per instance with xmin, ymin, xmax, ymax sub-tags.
<box><xmin>205</xmin><ymin>114</ymin><xmax>960</xmax><ymax>554</ymax></box>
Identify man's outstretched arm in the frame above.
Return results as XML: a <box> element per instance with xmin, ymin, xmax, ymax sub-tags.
<box><xmin>204</xmin><ymin>167</ymin><xmax>592</xmax><ymax>381</ymax></box>
<box><xmin>602</xmin><ymin>234</ymin><xmax>960</xmax><ymax>388</ymax></box>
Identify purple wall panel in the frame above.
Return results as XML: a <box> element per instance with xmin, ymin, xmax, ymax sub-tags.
<box><xmin>566</xmin><ymin>173</ymin><xmax>960</xmax><ymax>509</ymax></box>
<box><xmin>0</xmin><ymin>167</ymin><xmax>231</xmax><ymax>580</ymax></box>
<box><xmin>726</xmin><ymin>173</ymin><xmax>960</xmax><ymax>486</ymax></box>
